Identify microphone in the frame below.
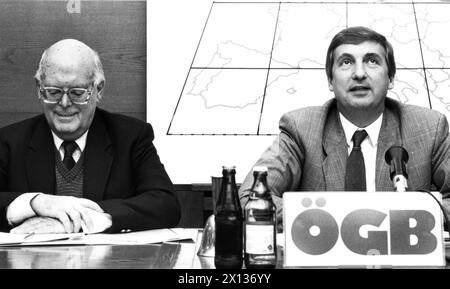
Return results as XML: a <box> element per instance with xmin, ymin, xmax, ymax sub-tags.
<box><xmin>384</xmin><ymin>146</ymin><xmax>409</xmax><ymax>192</ymax></box>
<box><xmin>385</xmin><ymin>146</ymin><xmax>450</xmax><ymax>231</ymax></box>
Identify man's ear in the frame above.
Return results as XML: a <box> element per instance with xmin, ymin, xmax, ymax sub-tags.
<box><xmin>35</xmin><ymin>78</ymin><xmax>41</xmax><ymax>89</ymax></box>
<box><xmin>328</xmin><ymin>79</ymin><xmax>334</xmax><ymax>92</ymax></box>
<box><xmin>96</xmin><ymin>80</ymin><xmax>105</xmax><ymax>101</ymax></box>
<box><xmin>388</xmin><ymin>76</ymin><xmax>394</xmax><ymax>90</ymax></box>
<box><xmin>35</xmin><ymin>78</ymin><xmax>42</xmax><ymax>98</ymax></box>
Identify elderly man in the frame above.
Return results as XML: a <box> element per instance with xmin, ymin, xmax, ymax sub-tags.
<box><xmin>239</xmin><ymin>26</ymin><xmax>450</xmax><ymax>229</ymax></box>
<box><xmin>0</xmin><ymin>39</ymin><xmax>180</xmax><ymax>234</ymax></box>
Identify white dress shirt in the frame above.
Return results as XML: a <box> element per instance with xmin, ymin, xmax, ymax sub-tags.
<box><xmin>6</xmin><ymin>130</ymin><xmax>111</xmax><ymax>233</ymax></box>
<box><xmin>339</xmin><ymin>113</ymin><xmax>383</xmax><ymax>192</ymax></box>
<box><xmin>52</xmin><ymin>130</ymin><xmax>87</xmax><ymax>163</ymax></box>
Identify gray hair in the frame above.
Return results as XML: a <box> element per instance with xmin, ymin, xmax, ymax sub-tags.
<box><xmin>34</xmin><ymin>47</ymin><xmax>105</xmax><ymax>86</ymax></box>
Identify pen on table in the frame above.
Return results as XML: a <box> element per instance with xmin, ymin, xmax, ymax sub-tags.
<box><xmin>24</xmin><ymin>232</ymin><xmax>35</xmax><ymax>240</ymax></box>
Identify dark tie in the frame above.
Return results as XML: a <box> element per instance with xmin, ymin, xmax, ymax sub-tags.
<box><xmin>345</xmin><ymin>130</ymin><xmax>368</xmax><ymax>191</ymax></box>
<box><xmin>62</xmin><ymin>141</ymin><xmax>78</xmax><ymax>170</ymax></box>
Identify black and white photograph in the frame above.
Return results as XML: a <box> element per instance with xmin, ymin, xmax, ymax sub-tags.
<box><xmin>0</xmin><ymin>0</ymin><xmax>449</xmax><ymax>284</ymax></box>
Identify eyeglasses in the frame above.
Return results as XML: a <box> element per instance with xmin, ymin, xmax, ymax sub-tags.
<box><xmin>39</xmin><ymin>85</ymin><xmax>94</xmax><ymax>105</ymax></box>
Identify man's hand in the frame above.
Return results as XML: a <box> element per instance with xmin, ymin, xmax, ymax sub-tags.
<box><xmin>10</xmin><ymin>217</ymin><xmax>66</xmax><ymax>234</ymax></box>
<box><xmin>30</xmin><ymin>195</ymin><xmax>104</xmax><ymax>233</ymax></box>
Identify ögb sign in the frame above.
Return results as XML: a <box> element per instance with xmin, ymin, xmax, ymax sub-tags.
<box><xmin>283</xmin><ymin>192</ymin><xmax>445</xmax><ymax>267</ymax></box>
<box><xmin>291</xmin><ymin>209</ymin><xmax>437</xmax><ymax>256</ymax></box>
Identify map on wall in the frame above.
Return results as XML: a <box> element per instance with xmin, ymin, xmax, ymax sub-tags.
<box><xmin>167</xmin><ymin>1</ymin><xmax>450</xmax><ymax>136</ymax></box>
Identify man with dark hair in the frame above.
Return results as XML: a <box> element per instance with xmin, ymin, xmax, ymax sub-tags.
<box><xmin>0</xmin><ymin>39</ymin><xmax>180</xmax><ymax>234</ymax></box>
<box><xmin>239</xmin><ymin>26</ymin><xmax>450</xmax><ymax>228</ymax></box>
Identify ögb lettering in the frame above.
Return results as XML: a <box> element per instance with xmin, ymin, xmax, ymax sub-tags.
<box><xmin>291</xmin><ymin>199</ymin><xmax>437</xmax><ymax>256</ymax></box>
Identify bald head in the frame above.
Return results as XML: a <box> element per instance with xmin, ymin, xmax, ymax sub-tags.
<box><xmin>35</xmin><ymin>39</ymin><xmax>105</xmax><ymax>86</ymax></box>
<box><xmin>35</xmin><ymin>39</ymin><xmax>106</xmax><ymax>141</ymax></box>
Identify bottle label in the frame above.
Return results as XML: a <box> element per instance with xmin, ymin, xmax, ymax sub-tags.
<box><xmin>245</xmin><ymin>224</ymin><xmax>274</xmax><ymax>254</ymax></box>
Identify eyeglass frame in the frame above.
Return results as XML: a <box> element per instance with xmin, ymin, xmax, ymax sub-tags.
<box><xmin>38</xmin><ymin>83</ymin><xmax>95</xmax><ymax>105</ymax></box>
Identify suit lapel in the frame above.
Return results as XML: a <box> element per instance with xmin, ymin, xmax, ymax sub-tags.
<box><xmin>319</xmin><ymin>98</ymin><xmax>403</xmax><ymax>192</ymax></box>
<box><xmin>375</xmin><ymin>100</ymin><xmax>402</xmax><ymax>191</ymax></box>
<box><xmin>322</xmin><ymin>104</ymin><xmax>347</xmax><ymax>191</ymax></box>
<box><xmin>26</xmin><ymin>116</ymin><xmax>56</xmax><ymax>194</ymax></box>
<box><xmin>83</xmin><ymin>110</ymin><xmax>113</xmax><ymax>201</ymax></box>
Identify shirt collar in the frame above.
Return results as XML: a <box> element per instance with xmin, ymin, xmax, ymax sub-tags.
<box><xmin>51</xmin><ymin>130</ymin><xmax>89</xmax><ymax>152</ymax></box>
<box><xmin>339</xmin><ymin>112</ymin><xmax>383</xmax><ymax>147</ymax></box>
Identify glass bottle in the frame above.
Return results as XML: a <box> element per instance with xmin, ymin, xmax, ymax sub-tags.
<box><xmin>244</xmin><ymin>166</ymin><xmax>277</xmax><ymax>268</ymax></box>
<box><xmin>214</xmin><ymin>165</ymin><xmax>243</xmax><ymax>269</ymax></box>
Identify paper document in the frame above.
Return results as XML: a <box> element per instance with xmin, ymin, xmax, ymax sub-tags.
<box><xmin>0</xmin><ymin>228</ymin><xmax>198</xmax><ymax>246</ymax></box>
<box><xmin>86</xmin><ymin>228</ymin><xmax>198</xmax><ymax>245</ymax></box>
<box><xmin>0</xmin><ymin>232</ymin><xmax>85</xmax><ymax>246</ymax></box>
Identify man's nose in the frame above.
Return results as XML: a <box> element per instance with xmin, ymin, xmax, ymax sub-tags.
<box><xmin>352</xmin><ymin>62</ymin><xmax>368</xmax><ymax>80</ymax></box>
<box><xmin>59</xmin><ymin>92</ymin><xmax>72</xmax><ymax>107</ymax></box>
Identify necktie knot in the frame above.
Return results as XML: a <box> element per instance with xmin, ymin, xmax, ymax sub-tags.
<box><xmin>62</xmin><ymin>141</ymin><xmax>77</xmax><ymax>156</ymax></box>
<box><xmin>62</xmin><ymin>141</ymin><xmax>78</xmax><ymax>170</ymax></box>
<box><xmin>352</xmin><ymin>129</ymin><xmax>368</xmax><ymax>149</ymax></box>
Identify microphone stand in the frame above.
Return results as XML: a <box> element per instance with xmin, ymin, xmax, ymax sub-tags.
<box><xmin>385</xmin><ymin>145</ymin><xmax>450</xmax><ymax>232</ymax></box>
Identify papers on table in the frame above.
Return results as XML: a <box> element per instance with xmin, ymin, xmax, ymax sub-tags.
<box><xmin>0</xmin><ymin>232</ymin><xmax>85</xmax><ymax>246</ymax></box>
<box><xmin>85</xmin><ymin>228</ymin><xmax>198</xmax><ymax>245</ymax></box>
<box><xmin>0</xmin><ymin>228</ymin><xmax>199</xmax><ymax>247</ymax></box>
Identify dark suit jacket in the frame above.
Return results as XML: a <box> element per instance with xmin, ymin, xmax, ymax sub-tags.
<box><xmin>239</xmin><ymin>98</ymin><xmax>450</xmax><ymax>219</ymax></box>
<box><xmin>0</xmin><ymin>108</ymin><xmax>181</xmax><ymax>232</ymax></box>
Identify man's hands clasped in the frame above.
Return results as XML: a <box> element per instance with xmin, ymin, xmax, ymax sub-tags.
<box><xmin>16</xmin><ymin>194</ymin><xmax>105</xmax><ymax>233</ymax></box>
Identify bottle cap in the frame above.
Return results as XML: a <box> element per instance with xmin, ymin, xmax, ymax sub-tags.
<box><xmin>252</xmin><ymin>165</ymin><xmax>268</xmax><ymax>173</ymax></box>
<box><xmin>222</xmin><ymin>165</ymin><xmax>236</xmax><ymax>170</ymax></box>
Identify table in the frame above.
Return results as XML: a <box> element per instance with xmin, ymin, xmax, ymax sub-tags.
<box><xmin>0</xmin><ymin>242</ymin><xmax>189</xmax><ymax>269</ymax></box>
<box><xmin>0</xmin><ymin>229</ymin><xmax>448</xmax><ymax>269</ymax></box>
